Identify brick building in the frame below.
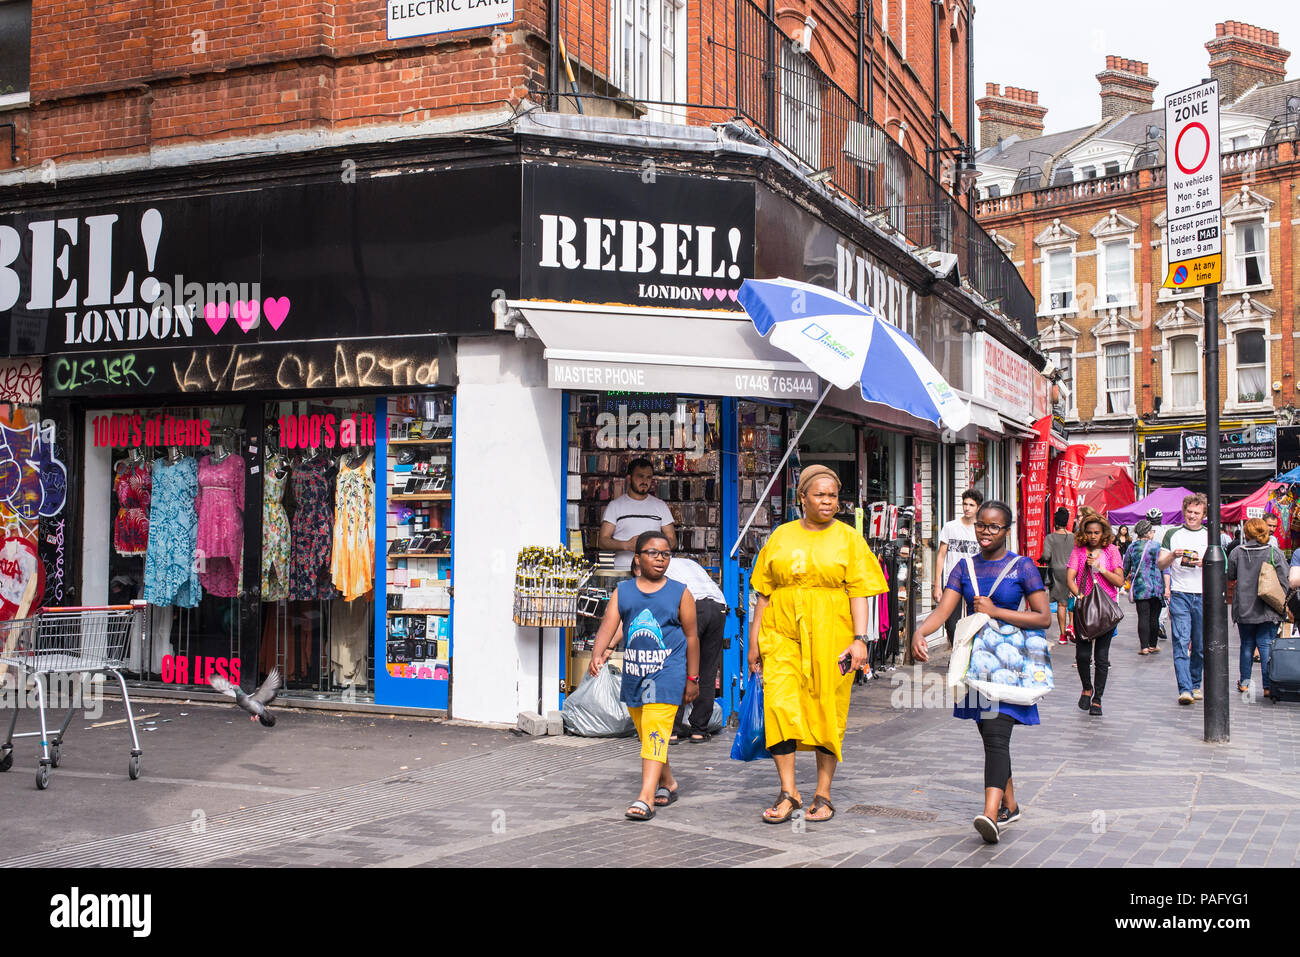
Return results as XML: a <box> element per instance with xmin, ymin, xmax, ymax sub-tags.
<box><xmin>975</xmin><ymin>19</ymin><xmax>1300</xmax><ymax>499</ymax></box>
<box><xmin>0</xmin><ymin>0</ymin><xmax>1039</xmax><ymax>722</ymax></box>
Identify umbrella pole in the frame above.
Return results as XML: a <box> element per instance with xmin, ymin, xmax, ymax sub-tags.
<box><xmin>730</xmin><ymin>382</ymin><xmax>834</xmax><ymax>559</ymax></box>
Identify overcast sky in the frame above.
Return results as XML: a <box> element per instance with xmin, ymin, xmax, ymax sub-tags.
<box><xmin>974</xmin><ymin>2</ymin><xmax>1300</xmax><ymax>138</ymax></box>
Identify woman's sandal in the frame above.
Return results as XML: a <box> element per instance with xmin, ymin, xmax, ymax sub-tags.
<box><xmin>689</xmin><ymin>732</ymin><xmax>711</xmax><ymax>743</ymax></box>
<box><xmin>762</xmin><ymin>791</ymin><xmax>802</xmax><ymax>824</ymax></box>
<box><xmin>654</xmin><ymin>786</ymin><xmax>679</xmax><ymax>807</ymax></box>
<box><xmin>625</xmin><ymin>800</ymin><xmax>655</xmax><ymax>821</ymax></box>
<box><xmin>807</xmin><ymin>795</ymin><xmax>836</xmax><ymax>822</ymax></box>
<box><xmin>1237</xmin><ymin>682</ymin><xmax>1251</xmax><ymax>694</ymax></box>
<box><xmin>1077</xmin><ymin>689</ymin><xmax>1093</xmax><ymax>711</ymax></box>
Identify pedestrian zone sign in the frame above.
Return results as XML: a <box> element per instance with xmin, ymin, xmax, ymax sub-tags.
<box><xmin>1163</xmin><ymin>79</ymin><xmax>1222</xmax><ymax>289</ymax></box>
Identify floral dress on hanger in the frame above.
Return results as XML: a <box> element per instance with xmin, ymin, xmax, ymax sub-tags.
<box><xmin>143</xmin><ymin>456</ymin><xmax>201</xmax><ymax>608</ymax></box>
<box><xmin>261</xmin><ymin>454</ymin><xmax>291</xmax><ymax>602</ymax></box>
<box><xmin>113</xmin><ymin>460</ymin><xmax>151</xmax><ymax>556</ymax></box>
<box><xmin>330</xmin><ymin>453</ymin><xmax>375</xmax><ymax>601</ymax></box>
<box><xmin>289</xmin><ymin>456</ymin><xmax>336</xmax><ymax>601</ymax></box>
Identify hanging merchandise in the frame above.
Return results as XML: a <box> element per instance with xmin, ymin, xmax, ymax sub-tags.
<box><xmin>331</xmin><ymin>452</ymin><xmax>376</xmax><ymax>601</ymax></box>
<box><xmin>261</xmin><ymin>453</ymin><xmax>291</xmax><ymax>602</ymax></box>
<box><xmin>289</xmin><ymin>454</ymin><xmax>337</xmax><ymax>601</ymax></box>
<box><xmin>196</xmin><ymin>449</ymin><xmax>246</xmax><ymax>598</ymax></box>
<box><xmin>143</xmin><ymin>454</ymin><xmax>201</xmax><ymax>609</ymax></box>
<box><xmin>512</xmin><ymin>546</ymin><xmax>592</xmax><ymax>628</ymax></box>
<box><xmin>112</xmin><ymin>455</ymin><xmax>151</xmax><ymax>557</ymax></box>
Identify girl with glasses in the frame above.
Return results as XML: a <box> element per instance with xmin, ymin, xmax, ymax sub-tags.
<box><xmin>914</xmin><ymin>501</ymin><xmax>1051</xmax><ymax>845</ymax></box>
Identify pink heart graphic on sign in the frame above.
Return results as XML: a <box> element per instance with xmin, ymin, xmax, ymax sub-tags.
<box><xmin>726</xmin><ymin>289</ymin><xmax>738</xmax><ymax>302</ymax></box>
<box><xmin>264</xmin><ymin>297</ymin><xmax>291</xmax><ymax>330</ymax></box>
<box><xmin>711</xmin><ymin>289</ymin><xmax>729</xmax><ymax>301</ymax></box>
<box><xmin>702</xmin><ymin>288</ymin><xmax>715</xmax><ymax>301</ymax></box>
<box><xmin>234</xmin><ymin>300</ymin><xmax>260</xmax><ymax>332</ymax></box>
<box><xmin>204</xmin><ymin>301</ymin><xmax>229</xmax><ymax>335</ymax></box>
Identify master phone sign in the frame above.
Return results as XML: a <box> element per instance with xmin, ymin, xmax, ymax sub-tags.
<box><xmin>1163</xmin><ymin>79</ymin><xmax>1222</xmax><ymax>289</ymax></box>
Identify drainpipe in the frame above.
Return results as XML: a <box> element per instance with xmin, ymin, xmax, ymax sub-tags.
<box><xmin>932</xmin><ymin>0</ymin><xmax>942</xmax><ymax>180</ymax></box>
<box><xmin>548</xmin><ymin>0</ymin><xmax>561</xmax><ymax>111</ymax></box>
<box><xmin>857</xmin><ymin>0</ymin><xmax>866</xmax><ymax>205</ymax></box>
<box><xmin>966</xmin><ymin>2</ymin><xmax>976</xmax><ymax>210</ymax></box>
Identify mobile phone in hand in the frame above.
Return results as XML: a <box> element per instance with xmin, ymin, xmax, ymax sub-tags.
<box><xmin>839</xmin><ymin>653</ymin><xmax>853</xmax><ymax>675</ymax></box>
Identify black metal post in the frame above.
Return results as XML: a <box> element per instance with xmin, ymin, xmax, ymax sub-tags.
<box><xmin>856</xmin><ymin>0</ymin><xmax>865</xmax><ymax>206</ymax></box>
<box><xmin>865</xmin><ymin>0</ymin><xmax>875</xmax><ymax>207</ymax></box>
<box><xmin>1203</xmin><ymin>283</ymin><xmax>1229</xmax><ymax>742</ymax></box>
<box><xmin>966</xmin><ymin>3</ymin><xmax>976</xmax><ymax>210</ymax></box>
<box><xmin>932</xmin><ymin>0</ymin><xmax>942</xmax><ymax>181</ymax></box>
<box><xmin>765</xmin><ymin>0</ymin><xmax>776</xmax><ymax>134</ymax></box>
<box><xmin>548</xmin><ymin>0</ymin><xmax>561</xmax><ymax>112</ymax></box>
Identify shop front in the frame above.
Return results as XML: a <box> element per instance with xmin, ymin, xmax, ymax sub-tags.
<box><xmin>10</xmin><ymin>162</ymin><xmax>515</xmax><ymax>714</ymax></box>
<box><xmin>1139</xmin><ymin>422</ymin><xmax>1277</xmax><ymax>500</ymax></box>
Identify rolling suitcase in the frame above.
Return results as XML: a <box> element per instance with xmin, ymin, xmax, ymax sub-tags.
<box><xmin>1268</xmin><ymin>624</ymin><xmax>1300</xmax><ymax>703</ymax></box>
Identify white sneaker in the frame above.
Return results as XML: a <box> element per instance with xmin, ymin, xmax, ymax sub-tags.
<box><xmin>1193</xmin><ymin>688</ymin><xmax>1203</xmax><ymax>701</ymax></box>
<box><xmin>1178</xmin><ymin>692</ymin><xmax>1194</xmax><ymax>705</ymax></box>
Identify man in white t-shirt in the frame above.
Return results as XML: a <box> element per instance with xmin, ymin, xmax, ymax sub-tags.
<box><xmin>1157</xmin><ymin>493</ymin><xmax>1210</xmax><ymax>706</ymax></box>
<box><xmin>599</xmin><ymin>457</ymin><xmax>676</xmax><ymax>571</ymax></box>
<box><xmin>933</xmin><ymin>488</ymin><xmax>983</xmax><ymax>646</ymax></box>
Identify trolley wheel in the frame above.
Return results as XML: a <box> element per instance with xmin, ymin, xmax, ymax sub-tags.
<box><xmin>36</xmin><ymin>764</ymin><xmax>49</xmax><ymax>790</ymax></box>
<box><xmin>128</xmin><ymin>754</ymin><xmax>141</xmax><ymax>780</ymax></box>
<box><xmin>0</xmin><ymin>749</ymin><xmax>12</xmax><ymax>772</ymax></box>
<box><xmin>49</xmin><ymin>743</ymin><xmax>61</xmax><ymax>768</ymax></box>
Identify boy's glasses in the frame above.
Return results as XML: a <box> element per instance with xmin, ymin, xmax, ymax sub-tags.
<box><xmin>973</xmin><ymin>522</ymin><xmax>1007</xmax><ymax>533</ymax></box>
<box><xmin>638</xmin><ymin>549</ymin><xmax>673</xmax><ymax>559</ymax></box>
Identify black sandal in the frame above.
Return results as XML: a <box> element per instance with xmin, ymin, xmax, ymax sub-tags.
<box><xmin>808</xmin><ymin>795</ymin><xmax>836</xmax><ymax>822</ymax></box>
<box><xmin>654</xmin><ymin>786</ymin><xmax>679</xmax><ymax>807</ymax></box>
<box><xmin>1077</xmin><ymin>690</ymin><xmax>1093</xmax><ymax>711</ymax></box>
<box><xmin>689</xmin><ymin>732</ymin><xmax>711</xmax><ymax>743</ymax></box>
<box><xmin>762</xmin><ymin>790</ymin><xmax>802</xmax><ymax>824</ymax></box>
<box><xmin>625</xmin><ymin>800</ymin><xmax>655</xmax><ymax>821</ymax></box>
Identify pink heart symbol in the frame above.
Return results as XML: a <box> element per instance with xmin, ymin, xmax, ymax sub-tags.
<box><xmin>264</xmin><ymin>297</ymin><xmax>291</xmax><ymax>331</ymax></box>
<box><xmin>727</xmin><ymin>289</ymin><xmax>738</xmax><ymax>302</ymax></box>
<box><xmin>701</xmin><ymin>288</ymin><xmax>715</xmax><ymax>301</ymax></box>
<box><xmin>234</xmin><ymin>299</ymin><xmax>260</xmax><ymax>332</ymax></box>
<box><xmin>203</xmin><ymin>301</ymin><xmax>229</xmax><ymax>335</ymax></box>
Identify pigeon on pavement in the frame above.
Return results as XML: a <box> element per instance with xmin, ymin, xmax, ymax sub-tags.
<box><xmin>210</xmin><ymin>668</ymin><xmax>282</xmax><ymax>727</ymax></box>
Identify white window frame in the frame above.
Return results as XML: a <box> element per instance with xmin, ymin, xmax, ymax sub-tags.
<box><xmin>1221</xmin><ymin>187</ymin><xmax>1274</xmax><ymax>294</ymax></box>
<box><xmin>1233</xmin><ymin>330</ymin><xmax>1269</xmax><ymax>406</ymax></box>
<box><xmin>1089</xmin><ymin>208</ymin><xmax>1139</xmax><ymax>312</ymax></box>
<box><xmin>1156</xmin><ymin>303</ymin><xmax>1205</xmax><ymax>416</ymax></box>
<box><xmin>1221</xmin><ymin>294</ymin><xmax>1275</xmax><ymax>414</ymax></box>
<box><xmin>1035</xmin><ymin>219</ymin><xmax>1080</xmax><ymax>318</ymax></box>
<box><xmin>1091</xmin><ymin>315</ymin><xmax>1139</xmax><ymax>420</ymax></box>
<box><xmin>1098</xmin><ymin>239</ymin><xmax>1135</xmax><ymax>309</ymax></box>
<box><xmin>610</xmin><ymin>0</ymin><xmax>686</xmax><ymax>121</ymax></box>
<box><xmin>779</xmin><ymin>40</ymin><xmax>822</xmax><ymax>169</ymax></box>
<box><xmin>1039</xmin><ymin>318</ymin><xmax>1080</xmax><ymax>422</ymax></box>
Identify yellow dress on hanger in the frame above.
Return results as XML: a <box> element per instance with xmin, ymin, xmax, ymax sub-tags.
<box><xmin>749</xmin><ymin>520</ymin><xmax>888</xmax><ymax>762</ymax></box>
<box><xmin>330</xmin><ymin>453</ymin><xmax>375</xmax><ymax>601</ymax></box>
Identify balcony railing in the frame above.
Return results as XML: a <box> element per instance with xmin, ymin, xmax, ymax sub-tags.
<box><xmin>550</xmin><ymin>0</ymin><xmax>1038</xmax><ymax>336</ymax></box>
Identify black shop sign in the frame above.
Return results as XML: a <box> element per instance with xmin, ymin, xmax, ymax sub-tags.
<box><xmin>0</xmin><ymin>164</ymin><xmax>520</xmax><ymax>356</ymax></box>
<box><xmin>522</xmin><ymin>164</ymin><xmax>755</xmax><ymax>309</ymax></box>
<box><xmin>1180</xmin><ymin>426</ymin><xmax>1276</xmax><ymax>466</ymax></box>
<box><xmin>1142</xmin><ymin>433</ymin><xmax>1182</xmax><ymax>463</ymax></box>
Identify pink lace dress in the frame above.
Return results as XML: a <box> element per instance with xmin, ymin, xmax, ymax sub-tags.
<box><xmin>196</xmin><ymin>453</ymin><xmax>246</xmax><ymax>598</ymax></box>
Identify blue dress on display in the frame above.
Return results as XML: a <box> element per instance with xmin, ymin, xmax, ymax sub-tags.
<box><xmin>143</xmin><ymin>456</ymin><xmax>202</xmax><ymax>609</ymax></box>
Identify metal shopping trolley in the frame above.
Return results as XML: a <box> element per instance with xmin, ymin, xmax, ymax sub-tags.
<box><xmin>0</xmin><ymin>602</ymin><xmax>147</xmax><ymax>790</ymax></box>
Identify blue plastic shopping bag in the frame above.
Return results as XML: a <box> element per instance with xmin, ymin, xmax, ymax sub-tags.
<box><xmin>730</xmin><ymin>674</ymin><xmax>771</xmax><ymax>761</ymax></box>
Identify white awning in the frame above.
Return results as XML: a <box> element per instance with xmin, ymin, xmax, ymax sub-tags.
<box><xmin>958</xmin><ymin>392</ymin><xmax>1005</xmax><ymax>436</ymax></box>
<box><xmin>508</xmin><ymin>300</ymin><xmax>822</xmax><ymax>400</ymax></box>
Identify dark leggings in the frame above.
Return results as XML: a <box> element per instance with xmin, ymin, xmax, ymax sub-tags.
<box><xmin>1135</xmin><ymin>598</ymin><xmax>1162</xmax><ymax>651</ymax></box>
<box><xmin>769</xmin><ymin>739</ymin><xmax>835</xmax><ymax>757</ymax></box>
<box><xmin>1075</xmin><ymin>631</ymin><xmax>1114</xmax><ymax>698</ymax></box>
<box><xmin>975</xmin><ymin>714</ymin><xmax>1015</xmax><ymax>790</ymax></box>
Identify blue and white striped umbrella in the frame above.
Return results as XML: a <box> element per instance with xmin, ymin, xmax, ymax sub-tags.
<box><xmin>738</xmin><ymin>277</ymin><xmax>971</xmax><ymax>431</ymax></box>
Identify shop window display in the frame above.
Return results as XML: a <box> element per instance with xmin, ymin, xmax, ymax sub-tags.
<box><xmin>384</xmin><ymin>394</ymin><xmax>453</xmax><ymax>683</ymax></box>
<box><xmin>736</xmin><ymin>400</ymin><xmax>791</xmax><ymax>558</ymax></box>
<box><xmin>259</xmin><ymin>399</ymin><xmax>377</xmax><ymax>701</ymax></box>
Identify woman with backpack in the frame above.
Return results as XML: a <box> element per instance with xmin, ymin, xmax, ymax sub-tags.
<box><xmin>1123</xmin><ymin>520</ymin><xmax>1164</xmax><ymax>657</ymax></box>
<box><xmin>1225</xmin><ymin>518</ymin><xmax>1289</xmax><ymax>698</ymax></box>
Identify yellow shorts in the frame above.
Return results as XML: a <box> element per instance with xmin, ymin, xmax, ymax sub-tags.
<box><xmin>628</xmin><ymin>703</ymin><xmax>677</xmax><ymax>763</ymax></box>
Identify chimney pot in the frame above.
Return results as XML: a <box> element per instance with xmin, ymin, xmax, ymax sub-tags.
<box><xmin>1207</xmin><ymin>20</ymin><xmax>1290</xmax><ymax>102</ymax></box>
<box><xmin>977</xmin><ymin>80</ymin><xmax>1048</xmax><ymax>149</ymax></box>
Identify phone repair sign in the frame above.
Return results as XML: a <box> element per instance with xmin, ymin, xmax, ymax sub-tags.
<box><xmin>387</xmin><ymin>0</ymin><xmax>513</xmax><ymax>40</ymax></box>
<box><xmin>1163</xmin><ymin>80</ymin><xmax>1222</xmax><ymax>288</ymax></box>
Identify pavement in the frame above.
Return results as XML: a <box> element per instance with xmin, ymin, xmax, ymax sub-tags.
<box><xmin>2</xmin><ymin>610</ymin><xmax>1299</xmax><ymax>868</ymax></box>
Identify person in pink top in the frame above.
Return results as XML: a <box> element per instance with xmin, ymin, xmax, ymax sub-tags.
<box><xmin>1066</xmin><ymin>515</ymin><xmax>1125</xmax><ymax>717</ymax></box>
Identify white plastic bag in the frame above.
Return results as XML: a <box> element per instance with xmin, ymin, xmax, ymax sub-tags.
<box><xmin>963</xmin><ymin>621</ymin><xmax>1055</xmax><ymax>706</ymax></box>
<box><xmin>946</xmin><ymin>611</ymin><xmax>989</xmax><ymax>699</ymax></box>
<box><xmin>561</xmin><ymin>664</ymin><xmax>635</xmax><ymax>737</ymax></box>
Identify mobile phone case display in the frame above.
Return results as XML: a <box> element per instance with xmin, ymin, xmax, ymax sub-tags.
<box><xmin>569</xmin><ymin>394</ymin><xmax>722</xmax><ymax>568</ymax></box>
<box><xmin>385</xmin><ymin>394</ymin><xmax>453</xmax><ymax>681</ymax></box>
<box><xmin>736</xmin><ymin>402</ymin><xmax>788</xmax><ymax>558</ymax></box>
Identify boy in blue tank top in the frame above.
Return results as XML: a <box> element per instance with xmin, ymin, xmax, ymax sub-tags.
<box><xmin>590</xmin><ymin>531</ymin><xmax>701</xmax><ymax>820</ymax></box>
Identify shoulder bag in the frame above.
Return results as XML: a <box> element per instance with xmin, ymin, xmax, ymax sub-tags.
<box><xmin>1126</xmin><ymin>540</ymin><xmax>1153</xmax><ymax>605</ymax></box>
<box><xmin>1075</xmin><ymin>550</ymin><xmax>1124</xmax><ymax>640</ymax></box>
<box><xmin>946</xmin><ymin>555</ymin><xmax>1023</xmax><ymax>697</ymax></box>
<box><xmin>1258</xmin><ymin>545</ymin><xmax>1289</xmax><ymax>616</ymax></box>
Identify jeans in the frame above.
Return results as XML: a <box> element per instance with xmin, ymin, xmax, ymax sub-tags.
<box><xmin>1169</xmin><ymin>591</ymin><xmax>1204</xmax><ymax>694</ymax></box>
<box><xmin>1238</xmin><ymin>621</ymin><xmax>1277</xmax><ymax>690</ymax></box>
<box><xmin>1135</xmin><ymin>598</ymin><xmax>1162</xmax><ymax>651</ymax></box>
<box><xmin>1076</xmin><ymin>630</ymin><xmax>1114</xmax><ymax>698</ymax></box>
<box><xmin>975</xmin><ymin>713</ymin><xmax>1016</xmax><ymax>790</ymax></box>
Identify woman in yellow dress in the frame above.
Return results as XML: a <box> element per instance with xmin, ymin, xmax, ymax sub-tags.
<box><xmin>747</xmin><ymin>464</ymin><xmax>888</xmax><ymax>824</ymax></box>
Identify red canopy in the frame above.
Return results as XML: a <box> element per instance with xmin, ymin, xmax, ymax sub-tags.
<box><xmin>1076</xmin><ymin>459</ymin><xmax>1137</xmax><ymax>519</ymax></box>
<box><xmin>1221</xmin><ymin>482</ymin><xmax>1284</xmax><ymax>523</ymax></box>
